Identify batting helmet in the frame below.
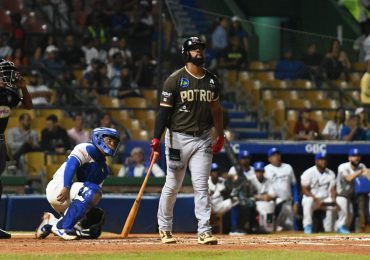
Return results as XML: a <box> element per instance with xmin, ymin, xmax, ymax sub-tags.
<box><xmin>0</xmin><ymin>59</ymin><xmax>18</xmax><ymax>88</ymax></box>
<box><xmin>92</xmin><ymin>127</ymin><xmax>120</xmax><ymax>156</ymax></box>
<box><xmin>181</xmin><ymin>36</ymin><xmax>205</xmax><ymax>63</ymax></box>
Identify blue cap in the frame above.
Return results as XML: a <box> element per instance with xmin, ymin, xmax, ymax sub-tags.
<box><xmin>253</xmin><ymin>161</ymin><xmax>265</xmax><ymax>171</ymax></box>
<box><xmin>349</xmin><ymin>148</ymin><xmax>360</xmax><ymax>156</ymax></box>
<box><xmin>267</xmin><ymin>147</ymin><xmax>280</xmax><ymax>157</ymax></box>
<box><xmin>211</xmin><ymin>163</ymin><xmax>219</xmax><ymax>171</ymax></box>
<box><xmin>315</xmin><ymin>152</ymin><xmax>328</xmax><ymax>161</ymax></box>
<box><xmin>239</xmin><ymin>150</ymin><xmax>250</xmax><ymax>158</ymax></box>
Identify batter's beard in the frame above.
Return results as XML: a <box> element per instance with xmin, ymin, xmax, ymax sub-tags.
<box><xmin>350</xmin><ymin>161</ymin><xmax>360</xmax><ymax>167</ymax></box>
<box><xmin>189</xmin><ymin>56</ymin><xmax>204</xmax><ymax>66</ymax></box>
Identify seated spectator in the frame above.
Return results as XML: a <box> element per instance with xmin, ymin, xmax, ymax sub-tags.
<box><xmin>61</xmin><ymin>34</ymin><xmax>85</xmax><ymax>68</ymax></box>
<box><xmin>360</xmin><ymin>60</ymin><xmax>370</xmax><ymax>105</ymax></box>
<box><xmin>0</xmin><ymin>34</ymin><xmax>12</xmax><ymax>59</ymax></box>
<box><xmin>40</xmin><ymin>45</ymin><xmax>64</xmax><ymax>80</ymax></box>
<box><xmin>219</xmin><ymin>36</ymin><xmax>247</xmax><ymax>70</ymax></box>
<box><xmin>118</xmin><ymin>147</ymin><xmax>165</xmax><ymax>177</ymax></box>
<box><xmin>320</xmin><ymin>39</ymin><xmax>350</xmax><ymax>80</ymax></box>
<box><xmin>209</xmin><ymin>163</ymin><xmax>238</xmax><ymax>215</ymax></box>
<box><xmin>7</xmin><ymin>113</ymin><xmax>40</xmax><ymax>163</ymax></box>
<box><xmin>41</xmin><ymin>114</ymin><xmax>71</xmax><ymax>153</ymax></box>
<box><xmin>293</xmin><ymin>109</ymin><xmax>319</xmax><ymax>140</ymax></box>
<box><xmin>107</xmin><ymin>52</ymin><xmax>123</xmax><ymax>83</ymax></box>
<box><xmin>274</xmin><ymin>49</ymin><xmax>305</xmax><ymax>80</ymax></box>
<box><xmin>340</xmin><ymin>114</ymin><xmax>367</xmax><ymax>141</ymax></box>
<box><xmin>26</xmin><ymin>70</ymin><xmax>52</xmax><ymax>106</ymax></box>
<box><xmin>355</xmin><ymin>107</ymin><xmax>369</xmax><ymax>130</ymax></box>
<box><xmin>67</xmin><ymin>114</ymin><xmax>90</xmax><ymax>146</ymax></box>
<box><xmin>108</xmin><ymin>37</ymin><xmax>132</xmax><ymax>66</ymax></box>
<box><xmin>322</xmin><ymin>107</ymin><xmax>346</xmax><ymax>140</ymax></box>
<box><xmin>250</xmin><ymin>162</ymin><xmax>276</xmax><ymax>233</ymax></box>
<box><xmin>301</xmin><ymin>152</ymin><xmax>336</xmax><ymax>234</ymax></box>
<box><xmin>114</xmin><ymin>66</ymin><xmax>141</xmax><ymax>98</ymax></box>
<box><xmin>302</xmin><ymin>43</ymin><xmax>323</xmax><ymax>69</ymax></box>
<box><xmin>100</xmin><ymin>113</ymin><xmax>115</xmax><ymax>128</ymax></box>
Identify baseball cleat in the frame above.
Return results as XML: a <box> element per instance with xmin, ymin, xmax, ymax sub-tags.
<box><xmin>337</xmin><ymin>226</ymin><xmax>350</xmax><ymax>234</ymax></box>
<box><xmin>51</xmin><ymin>222</ymin><xmax>78</xmax><ymax>240</ymax></box>
<box><xmin>35</xmin><ymin>212</ymin><xmax>56</xmax><ymax>239</ymax></box>
<box><xmin>304</xmin><ymin>225</ymin><xmax>312</xmax><ymax>234</ymax></box>
<box><xmin>159</xmin><ymin>230</ymin><xmax>176</xmax><ymax>244</ymax></box>
<box><xmin>0</xmin><ymin>229</ymin><xmax>11</xmax><ymax>239</ymax></box>
<box><xmin>198</xmin><ymin>231</ymin><xmax>218</xmax><ymax>245</ymax></box>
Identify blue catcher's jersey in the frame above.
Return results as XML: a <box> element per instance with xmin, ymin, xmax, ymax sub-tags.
<box><xmin>53</xmin><ymin>143</ymin><xmax>109</xmax><ymax>186</ymax></box>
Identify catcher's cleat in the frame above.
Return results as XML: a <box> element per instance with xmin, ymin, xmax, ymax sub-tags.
<box><xmin>198</xmin><ymin>231</ymin><xmax>218</xmax><ymax>245</ymax></box>
<box><xmin>35</xmin><ymin>212</ymin><xmax>56</xmax><ymax>239</ymax></box>
<box><xmin>159</xmin><ymin>230</ymin><xmax>176</xmax><ymax>244</ymax></box>
<box><xmin>51</xmin><ymin>222</ymin><xmax>78</xmax><ymax>240</ymax></box>
<box><xmin>0</xmin><ymin>229</ymin><xmax>11</xmax><ymax>239</ymax></box>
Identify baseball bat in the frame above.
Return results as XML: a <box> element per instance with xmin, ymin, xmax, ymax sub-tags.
<box><xmin>120</xmin><ymin>151</ymin><xmax>159</xmax><ymax>238</ymax></box>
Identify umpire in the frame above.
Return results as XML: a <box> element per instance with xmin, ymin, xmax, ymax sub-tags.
<box><xmin>150</xmin><ymin>37</ymin><xmax>224</xmax><ymax>245</ymax></box>
<box><xmin>0</xmin><ymin>59</ymin><xmax>33</xmax><ymax>238</ymax></box>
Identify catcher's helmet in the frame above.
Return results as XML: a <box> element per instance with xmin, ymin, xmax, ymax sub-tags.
<box><xmin>92</xmin><ymin>127</ymin><xmax>120</xmax><ymax>156</ymax></box>
<box><xmin>0</xmin><ymin>59</ymin><xmax>18</xmax><ymax>88</ymax></box>
<box><xmin>181</xmin><ymin>36</ymin><xmax>205</xmax><ymax>62</ymax></box>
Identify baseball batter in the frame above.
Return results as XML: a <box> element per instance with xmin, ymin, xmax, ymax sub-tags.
<box><xmin>35</xmin><ymin>127</ymin><xmax>120</xmax><ymax>240</ymax></box>
<box><xmin>301</xmin><ymin>152</ymin><xmax>336</xmax><ymax>234</ymax></box>
<box><xmin>0</xmin><ymin>59</ymin><xmax>32</xmax><ymax>239</ymax></box>
<box><xmin>264</xmin><ymin>148</ymin><xmax>299</xmax><ymax>231</ymax></box>
<box><xmin>150</xmin><ymin>36</ymin><xmax>224</xmax><ymax>245</ymax></box>
<box><xmin>336</xmin><ymin>148</ymin><xmax>367</xmax><ymax>234</ymax></box>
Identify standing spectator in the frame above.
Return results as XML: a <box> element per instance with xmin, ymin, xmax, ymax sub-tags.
<box><xmin>336</xmin><ymin>149</ymin><xmax>368</xmax><ymax>234</ymax></box>
<box><xmin>229</xmin><ymin>16</ymin><xmax>248</xmax><ymax>61</ymax></box>
<box><xmin>264</xmin><ymin>148</ymin><xmax>299</xmax><ymax>231</ymax></box>
<box><xmin>340</xmin><ymin>114</ymin><xmax>367</xmax><ymax>141</ymax></box>
<box><xmin>82</xmin><ymin>37</ymin><xmax>99</xmax><ymax>66</ymax></box>
<box><xmin>212</xmin><ymin>17</ymin><xmax>229</xmax><ymax>54</ymax></box>
<box><xmin>219</xmin><ymin>36</ymin><xmax>247</xmax><ymax>69</ymax></box>
<box><xmin>209</xmin><ymin>163</ymin><xmax>238</xmax><ymax>215</ymax></box>
<box><xmin>118</xmin><ymin>147</ymin><xmax>164</xmax><ymax>177</ymax></box>
<box><xmin>360</xmin><ymin>61</ymin><xmax>370</xmax><ymax>105</ymax></box>
<box><xmin>67</xmin><ymin>114</ymin><xmax>90</xmax><ymax>146</ymax></box>
<box><xmin>0</xmin><ymin>34</ymin><xmax>12</xmax><ymax>59</ymax></box>
<box><xmin>41</xmin><ymin>114</ymin><xmax>71</xmax><ymax>154</ymax></box>
<box><xmin>353</xmin><ymin>20</ymin><xmax>370</xmax><ymax>62</ymax></box>
<box><xmin>100</xmin><ymin>113</ymin><xmax>115</xmax><ymax>128</ymax></box>
<box><xmin>275</xmin><ymin>49</ymin><xmax>305</xmax><ymax>80</ymax></box>
<box><xmin>61</xmin><ymin>34</ymin><xmax>85</xmax><ymax>68</ymax></box>
<box><xmin>26</xmin><ymin>70</ymin><xmax>52</xmax><ymax>106</ymax></box>
<box><xmin>7</xmin><ymin>113</ymin><xmax>39</xmax><ymax>163</ymax></box>
<box><xmin>293</xmin><ymin>109</ymin><xmax>320</xmax><ymax>140</ymax></box>
<box><xmin>302</xmin><ymin>43</ymin><xmax>323</xmax><ymax>69</ymax></box>
<box><xmin>301</xmin><ymin>152</ymin><xmax>336</xmax><ymax>234</ymax></box>
<box><xmin>322</xmin><ymin>107</ymin><xmax>346</xmax><ymax>140</ymax></box>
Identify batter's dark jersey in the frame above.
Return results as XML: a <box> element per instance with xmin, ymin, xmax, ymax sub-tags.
<box><xmin>160</xmin><ymin>66</ymin><xmax>220</xmax><ymax>133</ymax></box>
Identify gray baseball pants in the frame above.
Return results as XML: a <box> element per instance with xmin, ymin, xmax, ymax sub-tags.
<box><xmin>158</xmin><ymin>130</ymin><xmax>213</xmax><ymax>235</ymax></box>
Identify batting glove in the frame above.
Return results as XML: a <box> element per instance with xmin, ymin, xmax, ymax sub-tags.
<box><xmin>150</xmin><ymin>138</ymin><xmax>160</xmax><ymax>161</ymax></box>
<box><xmin>212</xmin><ymin>135</ymin><xmax>225</xmax><ymax>154</ymax></box>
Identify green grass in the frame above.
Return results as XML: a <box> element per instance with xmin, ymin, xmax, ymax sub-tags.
<box><xmin>0</xmin><ymin>250</ymin><xmax>368</xmax><ymax>260</ymax></box>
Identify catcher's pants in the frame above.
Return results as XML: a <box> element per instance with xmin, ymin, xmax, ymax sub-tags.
<box><xmin>336</xmin><ymin>195</ymin><xmax>353</xmax><ymax>229</ymax></box>
<box><xmin>158</xmin><ymin>131</ymin><xmax>213</xmax><ymax>234</ymax></box>
<box><xmin>256</xmin><ymin>201</ymin><xmax>275</xmax><ymax>233</ymax></box>
<box><xmin>46</xmin><ymin>173</ymin><xmax>84</xmax><ymax>215</ymax></box>
<box><xmin>302</xmin><ymin>196</ymin><xmax>335</xmax><ymax>232</ymax></box>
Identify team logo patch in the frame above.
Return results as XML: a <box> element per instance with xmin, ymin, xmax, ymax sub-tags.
<box><xmin>180</xmin><ymin>77</ymin><xmax>189</xmax><ymax>88</ymax></box>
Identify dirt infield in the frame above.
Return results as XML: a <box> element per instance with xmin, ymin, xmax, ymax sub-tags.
<box><xmin>0</xmin><ymin>233</ymin><xmax>370</xmax><ymax>255</ymax></box>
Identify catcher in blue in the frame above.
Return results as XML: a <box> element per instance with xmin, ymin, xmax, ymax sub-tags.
<box><xmin>35</xmin><ymin>127</ymin><xmax>120</xmax><ymax>240</ymax></box>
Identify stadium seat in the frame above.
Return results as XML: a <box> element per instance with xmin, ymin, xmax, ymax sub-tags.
<box><xmin>288</xmin><ymin>99</ymin><xmax>312</xmax><ymax>109</ymax></box>
<box><xmin>238</xmin><ymin>71</ymin><xmax>251</xmax><ymax>81</ymax></box>
<box><xmin>314</xmin><ymin>99</ymin><xmax>339</xmax><ymax>109</ymax></box>
<box><xmin>249</xmin><ymin>61</ymin><xmax>266</xmax><ymax>70</ymax></box>
<box><xmin>263</xmin><ymin>99</ymin><xmax>284</xmax><ymax>119</ymax></box>
<box><xmin>266</xmin><ymin>79</ymin><xmax>289</xmax><ymax>88</ymax></box>
<box><xmin>44</xmin><ymin>164</ymin><xmax>60</xmax><ymax>181</ymax></box>
<box><xmin>333</xmin><ymin>80</ymin><xmax>350</xmax><ymax>89</ymax></box>
<box><xmin>240</xmin><ymin>79</ymin><xmax>261</xmax><ymax>93</ymax></box>
<box><xmin>6</xmin><ymin>117</ymin><xmax>19</xmax><ymax>129</ymax></box>
<box><xmin>31</xmin><ymin>117</ymin><xmax>47</xmax><ymax>129</ymax></box>
<box><xmin>97</xmin><ymin>96</ymin><xmax>120</xmax><ymax>108</ymax></box>
<box><xmin>300</xmin><ymin>90</ymin><xmax>326</xmax><ymax>101</ymax></box>
<box><xmin>109</xmin><ymin>163</ymin><xmax>122</xmax><ymax>176</ymax></box>
<box><xmin>60</xmin><ymin>117</ymin><xmax>74</xmax><ymax>129</ymax></box>
<box><xmin>291</xmin><ymin>79</ymin><xmax>313</xmax><ymax>89</ymax></box>
<box><xmin>25</xmin><ymin>152</ymin><xmax>45</xmax><ymax>177</ymax></box>
<box><xmin>121</xmin><ymin>97</ymin><xmax>147</xmax><ymax>108</ymax></box>
<box><xmin>252</xmin><ymin>71</ymin><xmax>274</xmax><ymax>83</ymax></box>
<box><xmin>142</xmin><ymin>89</ymin><xmax>158</xmax><ymax>107</ymax></box>
<box><xmin>11</xmin><ymin>109</ymin><xmax>36</xmax><ymax>119</ymax></box>
<box><xmin>46</xmin><ymin>154</ymin><xmax>66</xmax><ymax>165</ymax></box>
<box><xmin>131</xmin><ymin>130</ymin><xmax>149</xmax><ymax>140</ymax></box>
<box><xmin>352</xmin><ymin>62</ymin><xmax>366</xmax><ymax>72</ymax></box>
<box><xmin>275</xmin><ymin>90</ymin><xmax>299</xmax><ymax>102</ymax></box>
<box><xmin>225</xmin><ymin>70</ymin><xmax>238</xmax><ymax>88</ymax></box>
<box><xmin>37</xmin><ymin>109</ymin><xmax>64</xmax><ymax>119</ymax></box>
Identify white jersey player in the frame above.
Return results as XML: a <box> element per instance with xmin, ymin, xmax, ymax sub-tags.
<box><xmin>335</xmin><ymin>148</ymin><xmax>367</xmax><ymax>234</ymax></box>
<box><xmin>228</xmin><ymin>149</ymin><xmax>255</xmax><ymax>180</ymax></box>
<box><xmin>209</xmin><ymin>163</ymin><xmax>238</xmax><ymax>215</ymax></box>
<box><xmin>301</xmin><ymin>152</ymin><xmax>336</xmax><ymax>234</ymax></box>
<box><xmin>264</xmin><ymin>147</ymin><xmax>299</xmax><ymax>231</ymax></box>
<box><xmin>250</xmin><ymin>162</ymin><xmax>276</xmax><ymax>233</ymax></box>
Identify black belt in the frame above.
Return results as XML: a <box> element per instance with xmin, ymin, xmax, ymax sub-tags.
<box><xmin>183</xmin><ymin>130</ymin><xmax>208</xmax><ymax>137</ymax></box>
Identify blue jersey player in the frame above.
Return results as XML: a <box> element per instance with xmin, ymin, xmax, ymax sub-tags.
<box><xmin>36</xmin><ymin>127</ymin><xmax>120</xmax><ymax>240</ymax></box>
